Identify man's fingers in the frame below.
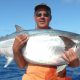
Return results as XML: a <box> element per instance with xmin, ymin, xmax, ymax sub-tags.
<box><xmin>15</xmin><ymin>35</ymin><xmax>28</xmax><ymax>42</ymax></box>
<box><xmin>67</xmin><ymin>49</ymin><xmax>78</xmax><ymax>62</ymax></box>
<box><xmin>13</xmin><ymin>34</ymin><xmax>28</xmax><ymax>52</ymax></box>
<box><xmin>19</xmin><ymin>39</ymin><xmax>28</xmax><ymax>49</ymax></box>
<box><xmin>62</xmin><ymin>53</ymin><xmax>69</xmax><ymax>63</ymax></box>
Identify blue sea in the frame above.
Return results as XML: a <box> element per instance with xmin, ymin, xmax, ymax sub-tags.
<box><xmin>0</xmin><ymin>56</ymin><xmax>80</xmax><ymax>80</ymax></box>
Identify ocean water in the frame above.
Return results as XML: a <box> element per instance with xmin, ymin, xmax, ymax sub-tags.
<box><xmin>0</xmin><ymin>56</ymin><xmax>25</xmax><ymax>80</ymax></box>
<box><xmin>0</xmin><ymin>56</ymin><xmax>80</xmax><ymax>80</ymax></box>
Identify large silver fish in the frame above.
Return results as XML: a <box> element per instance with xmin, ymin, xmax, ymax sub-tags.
<box><xmin>0</xmin><ymin>25</ymin><xmax>80</xmax><ymax>72</ymax></box>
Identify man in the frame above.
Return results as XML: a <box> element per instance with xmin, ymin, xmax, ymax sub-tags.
<box><xmin>13</xmin><ymin>3</ymin><xmax>80</xmax><ymax>80</ymax></box>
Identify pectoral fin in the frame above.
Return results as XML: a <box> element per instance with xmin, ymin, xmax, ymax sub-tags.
<box><xmin>56</xmin><ymin>65</ymin><xmax>67</xmax><ymax>73</ymax></box>
<box><xmin>4</xmin><ymin>57</ymin><xmax>13</xmax><ymax>68</ymax></box>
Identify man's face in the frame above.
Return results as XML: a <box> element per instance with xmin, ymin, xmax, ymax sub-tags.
<box><xmin>34</xmin><ymin>10</ymin><xmax>51</xmax><ymax>29</ymax></box>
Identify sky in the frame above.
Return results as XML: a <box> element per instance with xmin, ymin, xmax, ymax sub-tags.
<box><xmin>0</xmin><ymin>0</ymin><xmax>80</xmax><ymax>36</ymax></box>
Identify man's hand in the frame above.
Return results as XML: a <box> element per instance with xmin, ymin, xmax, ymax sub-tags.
<box><xmin>13</xmin><ymin>35</ymin><xmax>28</xmax><ymax>53</ymax></box>
<box><xmin>58</xmin><ymin>48</ymin><xmax>80</xmax><ymax>77</ymax></box>
<box><xmin>13</xmin><ymin>35</ymin><xmax>28</xmax><ymax>68</ymax></box>
<box><xmin>62</xmin><ymin>48</ymin><xmax>80</xmax><ymax>67</ymax></box>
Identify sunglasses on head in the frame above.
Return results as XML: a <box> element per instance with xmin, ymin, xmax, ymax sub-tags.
<box><xmin>35</xmin><ymin>11</ymin><xmax>50</xmax><ymax>17</ymax></box>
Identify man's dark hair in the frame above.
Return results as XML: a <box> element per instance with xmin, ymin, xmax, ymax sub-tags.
<box><xmin>34</xmin><ymin>3</ymin><xmax>51</xmax><ymax>14</ymax></box>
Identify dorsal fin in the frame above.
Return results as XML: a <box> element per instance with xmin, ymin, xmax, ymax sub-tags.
<box><xmin>15</xmin><ymin>25</ymin><xmax>24</xmax><ymax>32</ymax></box>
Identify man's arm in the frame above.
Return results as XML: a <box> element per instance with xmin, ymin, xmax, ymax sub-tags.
<box><xmin>13</xmin><ymin>35</ymin><xmax>28</xmax><ymax>68</ymax></box>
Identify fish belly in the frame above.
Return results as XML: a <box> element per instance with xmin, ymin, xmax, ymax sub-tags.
<box><xmin>23</xmin><ymin>35</ymin><xmax>66</xmax><ymax>65</ymax></box>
